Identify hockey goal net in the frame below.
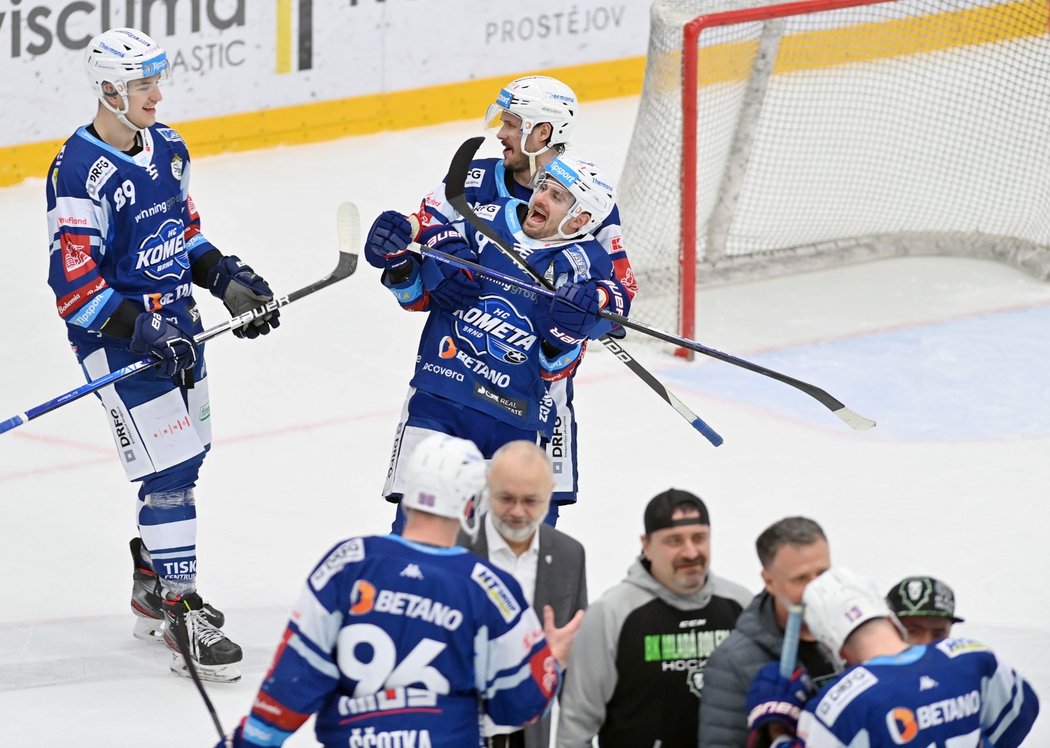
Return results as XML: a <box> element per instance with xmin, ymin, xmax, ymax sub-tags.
<box><xmin>619</xmin><ymin>0</ymin><xmax>1050</xmax><ymax>341</ymax></box>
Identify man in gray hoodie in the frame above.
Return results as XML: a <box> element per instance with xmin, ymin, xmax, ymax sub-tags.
<box><xmin>698</xmin><ymin>516</ymin><xmax>839</xmax><ymax>747</ymax></box>
<box><xmin>556</xmin><ymin>489</ymin><xmax>752</xmax><ymax>748</ymax></box>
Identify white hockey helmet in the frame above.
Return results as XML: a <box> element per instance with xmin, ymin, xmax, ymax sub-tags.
<box><xmin>484</xmin><ymin>76</ymin><xmax>578</xmax><ymax>157</ymax></box>
<box><xmin>85</xmin><ymin>27</ymin><xmax>171</xmax><ymax>132</ymax></box>
<box><xmin>532</xmin><ymin>156</ymin><xmax>616</xmax><ymax>239</ymax></box>
<box><xmin>401</xmin><ymin>434</ymin><xmax>487</xmax><ymax>536</ymax></box>
<box><xmin>803</xmin><ymin>567</ymin><xmax>903</xmax><ymax>667</ymax></box>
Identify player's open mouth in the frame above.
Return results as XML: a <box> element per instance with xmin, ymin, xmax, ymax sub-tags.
<box><xmin>527</xmin><ymin>208</ymin><xmax>547</xmax><ymax>225</ymax></box>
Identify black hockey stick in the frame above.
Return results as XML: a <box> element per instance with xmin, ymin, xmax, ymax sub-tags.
<box><xmin>172</xmin><ymin>623</ymin><xmax>226</xmax><ymax>739</ymax></box>
<box><xmin>417</xmin><ymin>237</ymin><xmax>876</xmax><ymax>431</ymax></box>
<box><xmin>0</xmin><ymin>203</ymin><xmax>360</xmax><ymax>436</ymax></box>
<box><xmin>443</xmin><ymin>137</ymin><xmax>724</xmax><ymax>446</ymax></box>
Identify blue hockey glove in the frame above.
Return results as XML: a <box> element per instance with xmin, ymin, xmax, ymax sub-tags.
<box><xmin>365</xmin><ymin>210</ymin><xmax>415</xmax><ymax>269</ymax></box>
<box><xmin>745</xmin><ymin>661</ymin><xmax>813</xmax><ymax>748</ymax></box>
<box><xmin>130</xmin><ymin>312</ymin><xmax>198</xmax><ymax>378</ymax></box>
<box><xmin>208</xmin><ymin>255</ymin><xmax>280</xmax><ymax>339</ymax></box>
<box><xmin>419</xmin><ymin>227</ymin><xmax>481</xmax><ymax>310</ymax></box>
<box><xmin>544</xmin><ymin>278</ymin><xmax>628</xmax><ymax>345</ymax></box>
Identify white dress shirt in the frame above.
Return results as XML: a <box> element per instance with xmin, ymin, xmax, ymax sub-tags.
<box><xmin>482</xmin><ymin>513</ymin><xmax>541</xmax><ymax>737</ymax></box>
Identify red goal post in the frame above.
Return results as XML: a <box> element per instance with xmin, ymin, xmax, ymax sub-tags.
<box><xmin>619</xmin><ymin>0</ymin><xmax>1050</xmax><ymax>350</ymax></box>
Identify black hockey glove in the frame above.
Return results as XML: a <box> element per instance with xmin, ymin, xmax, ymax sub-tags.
<box><xmin>208</xmin><ymin>255</ymin><xmax>281</xmax><ymax>339</ymax></box>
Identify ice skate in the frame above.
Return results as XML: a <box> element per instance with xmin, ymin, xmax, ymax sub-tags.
<box><xmin>129</xmin><ymin>537</ymin><xmax>224</xmax><ymax>641</ymax></box>
<box><xmin>162</xmin><ymin>591</ymin><xmax>242</xmax><ymax>683</ymax></box>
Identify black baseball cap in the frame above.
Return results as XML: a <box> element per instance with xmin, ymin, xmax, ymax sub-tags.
<box><xmin>886</xmin><ymin>576</ymin><xmax>964</xmax><ymax>623</ymax></box>
<box><xmin>644</xmin><ymin>489</ymin><xmax>710</xmax><ymax>534</ymax></box>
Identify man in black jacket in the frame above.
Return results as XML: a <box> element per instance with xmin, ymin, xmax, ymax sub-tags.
<box><xmin>698</xmin><ymin>516</ymin><xmax>839</xmax><ymax>747</ymax></box>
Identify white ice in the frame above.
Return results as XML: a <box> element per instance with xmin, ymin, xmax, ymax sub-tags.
<box><xmin>1</xmin><ymin>96</ymin><xmax>1048</xmax><ymax>746</ymax></box>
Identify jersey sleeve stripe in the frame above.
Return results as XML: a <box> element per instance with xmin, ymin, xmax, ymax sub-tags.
<box><xmin>984</xmin><ymin>661</ymin><xmax>1033</xmax><ymax>745</ymax></box>
<box><xmin>285</xmin><ymin>628</ymin><xmax>340</xmax><ymax>680</ymax></box>
<box><xmin>291</xmin><ymin>583</ymin><xmax>345</xmax><ymax>653</ymax></box>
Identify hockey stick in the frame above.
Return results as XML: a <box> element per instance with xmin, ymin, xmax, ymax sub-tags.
<box><xmin>779</xmin><ymin>603</ymin><xmax>804</xmax><ymax>678</ymax></box>
<box><xmin>445</xmin><ymin>137</ymin><xmax>874</xmax><ymax>430</ymax></box>
<box><xmin>173</xmin><ymin>625</ymin><xmax>226</xmax><ymax>739</ymax></box>
<box><xmin>0</xmin><ymin>202</ymin><xmax>360</xmax><ymax>436</ymax></box>
<box><xmin>416</xmin><ymin>240</ymin><xmax>876</xmax><ymax>431</ymax></box>
<box><xmin>441</xmin><ymin>138</ymin><xmax>724</xmax><ymax>446</ymax></box>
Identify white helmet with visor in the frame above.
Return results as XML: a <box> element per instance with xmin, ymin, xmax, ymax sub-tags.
<box><xmin>483</xmin><ymin>76</ymin><xmax>578</xmax><ymax>158</ymax></box>
<box><xmin>85</xmin><ymin>27</ymin><xmax>171</xmax><ymax>132</ymax></box>
<box><xmin>531</xmin><ymin>156</ymin><xmax>615</xmax><ymax>240</ymax></box>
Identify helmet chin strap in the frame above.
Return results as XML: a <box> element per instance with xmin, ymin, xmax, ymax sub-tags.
<box><xmin>519</xmin><ymin>126</ymin><xmax>553</xmax><ymax>183</ymax></box>
<box><xmin>101</xmin><ymin>92</ymin><xmax>146</xmax><ymax>133</ymax></box>
<box><xmin>555</xmin><ymin>205</ymin><xmax>586</xmax><ymax>241</ymax></box>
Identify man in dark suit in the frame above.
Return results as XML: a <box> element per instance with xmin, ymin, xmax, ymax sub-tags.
<box><xmin>459</xmin><ymin>440</ymin><xmax>587</xmax><ymax>748</ymax></box>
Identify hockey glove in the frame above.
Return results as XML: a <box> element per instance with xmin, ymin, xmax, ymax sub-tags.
<box><xmin>544</xmin><ymin>278</ymin><xmax>628</xmax><ymax>346</ymax></box>
<box><xmin>419</xmin><ymin>227</ymin><xmax>482</xmax><ymax>310</ymax></box>
<box><xmin>745</xmin><ymin>661</ymin><xmax>813</xmax><ymax>748</ymax></box>
<box><xmin>365</xmin><ymin>210</ymin><xmax>415</xmax><ymax>269</ymax></box>
<box><xmin>130</xmin><ymin>312</ymin><xmax>199</xmax><ymax>379</ymax></box>
<box><xmin>208</xmin><ymin>255</ymin><xmax>281</xmax><ymax>339</ymax></box>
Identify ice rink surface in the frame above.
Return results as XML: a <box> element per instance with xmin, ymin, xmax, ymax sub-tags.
<box><xmin>1</xmin><ymin>96</ymin><xmax>1048</xmax><ymax>745</ymax></box>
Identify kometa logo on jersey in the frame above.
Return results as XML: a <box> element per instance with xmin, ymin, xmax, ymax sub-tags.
<box><xmin>134</xmin><ymin>218</ymin><xmax>189</xmax><ymax>281</ymax></box>
<box><xmin>452</xmin><ymin>295</ymin><xmax>537</xmax><ymax>364</ymax></box>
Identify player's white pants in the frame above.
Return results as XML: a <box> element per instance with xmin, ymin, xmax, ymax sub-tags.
<box><xmin>542</xmin><ymin>377</ymin><xmax>578</xmax><ymax>504</ymax></box>
<box><xmin>82</xmin><ymin>348</ymin><xmax>212</xmax><ymax>482</ymax></box>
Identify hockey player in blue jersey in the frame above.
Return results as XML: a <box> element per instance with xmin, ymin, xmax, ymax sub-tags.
<box><xmin>366</xmin><ymin>156</ymin><xmax>629</xmax><ymax>533</ymax></box>
<box><xmin>45</xmin><ymin>28</ymin><xmax>280</xmax><ymax>681</ymax></box>
<box><xmin>390</xmin><ymin>76</ymin><xmax>638</xmax><ymax>523</ymax></box>
<box><xmin>744</xmin><ymin>567</ymin><xmax>1039</xmax><ymax>747</ymax></box>
<box><xmin>217</xmin><ymin>434</ymin><xmax>576</xmax><ymax>747</ymax></box>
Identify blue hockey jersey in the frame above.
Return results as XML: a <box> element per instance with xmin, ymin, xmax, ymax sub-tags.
<box><xmin>238</xmin><ymin>535</ymin><xmax>559</xmax><ymax>747</ymax></box>
<box><xmin>795</xmin><ymin>639</ymin><xmax>1039</xmax><ymax>747</ymax></box>
<box><xmin>45</xmin><ymin>123</ymin><xmax>215</xmax><ymax>347</ymax></box>
<box><xmin>387</xmin><ymin>199</ymin><xmax>618</xmax><ymax>436</ymax></box>
<box><xmin>418</xmin><ymin>157</ymin><xmax>637</xmax><ymax>299</ymax></box>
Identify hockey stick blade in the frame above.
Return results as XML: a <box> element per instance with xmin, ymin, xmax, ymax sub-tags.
<box><xmin>416</xmin><ymin>243</ymin><xmax>876</xmax><ymax>431</ymax></box>
<box><xmin>0</xmin><ymin>205</ymin><xmax>359</xmax><ymax>436</ymax></box>
<box><xmin>444</xmin><ymin>137</ymin><xmax>724</xmax><ymax>446</ymax></box>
